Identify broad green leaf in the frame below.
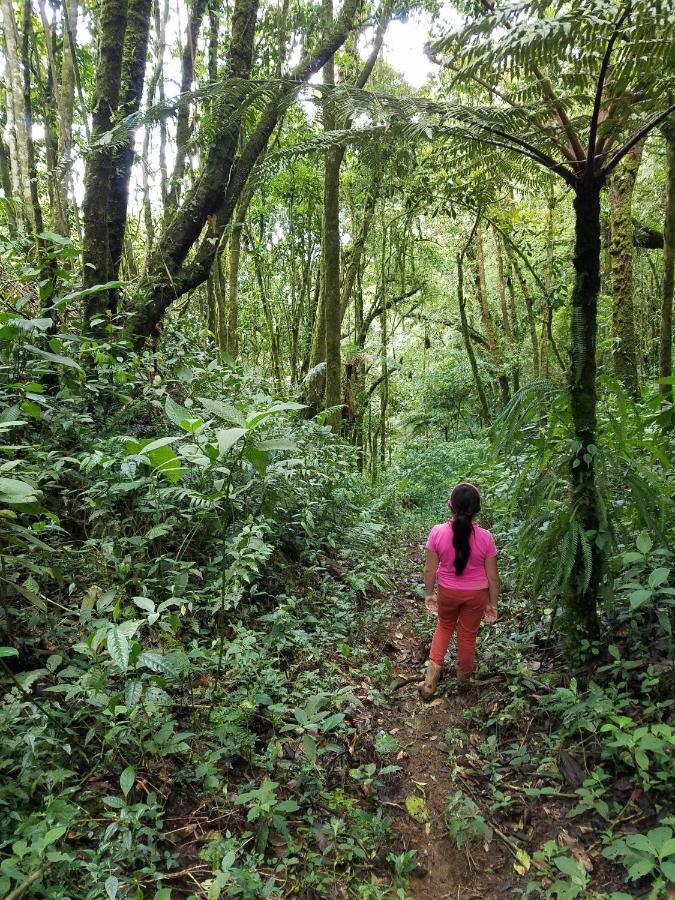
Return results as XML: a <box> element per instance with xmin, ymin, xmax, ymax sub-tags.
<box><xmin>24</xmin><ymin>344</ymin><xmax>84</xmax><ymax>372</ymax></box>
<box><xmin>554</xmin><ymin>855</ymin><xmax>582</xmax><ymax>877</ymax></box>
<box><xmin>624</xmin><ymin>833</ymin><xmax>656</xmax><ymax>855</ymax></box>
<box><xmin>132</xmin><ymin>596</ymin><xmax>155</xmax><ymax>614</ymax></box>
<box><xmin>661</xmin><ymin>860</ymin><xmax>675</xmax><ymax>881</ymax></box>
<box><xmin>104</xmin><ymin>875</ymin><xmax>120</xmax><ymax>899</ymax></box>
<box><xmin>198</xmin><ymin>397</ymin><xmax>245</xmax><ymax>424</ymax></box>
<box><xmin>255</xmin><ymin>438</ymin><xmax>298</xmax><ymax>452</ymax></box>
<box><xmin>0</xmin><ymin>646</ymin><xmax>18</xmax><ymax>658</ymax></box>
<box><xmin>56</xmin><ymin>280</ymin><xmax>122</xmax><ymax>303</ymax></box>
<box><xmin>0</xmin><ymin>476</ymin><xmax>40</xmax><ymax>505</ymax></box>
<box><xmin>107</xmin><ymin>626</ymin><xmax>129</xmax><ymax>671</ymax></box>
<box><xmin>243</xmin><ymin>445</ymin><xmax>268</xmax><ymax>476</ymax></box>
<box><xmin>216</xmin><ymin>427</ymin><xmax>247</xmax><ymax>456</ymax></box>
<box><xmin>38</xmin><ymin>230</ymin><xmax>72</xmax><ymax>245</ymax></box>
<box><xmin>626</xmin><ymin>858</ymin><xmax>654</xmax><ymax>880</ymax></box>
<box><xmin>138</xmin><ymin>435</ymin><xmax>181</xmax><ymax>454</ymax></box>
<box><xmin>128</xmin><ymin>439</ymin><xmax>182</xmax><ymax>483</ymax></box>
<box><xmin>628</xmin><ymin>589</ymin><xmax>652</xmax><ymax>610</ymax></box>
<box><xmin>42</xmin><ymin>826</ymin><xmax>67</xmax><ymax>845</ymax></box>
<box><xmin>246</xmin><ymin>401</ymin><xmax>305</xmax><ymax>428</ymax></box>
<box><xmin>647</xmin><ymin>827</ymin><xmax>672</xmax><ymax>850</ymax></box>
<box><xmin>125</xmin><ymin>680</ymin><xmax>143</xmax><ymax>708</ymax></box>
<box><xmin>636</xmin><ymin>532</ymin><xmax>652</xmax><ymax>554</ymax></box>
<box><xmin>302</xmin><ymin>733</ymin><xmax>317</xmax><ymax>763</ymax></box>
<box><xmin>10</xmin><ymin>317</ymin><xmax>53</xmax><ymax>332</ymax></box>
<box><xmin>164</xmin><ymin>396</ymin><xmax>202</xmax><ymax>432</ymax></box>
<box><xmin>120</xmin><ymin>766</ymin><xmax>136</xmax><ymax>797</ymax></box>
<box><xmin>648</xmin><ymin>567</ymin><xmax>670</xmax><ymax>588</ymax></box>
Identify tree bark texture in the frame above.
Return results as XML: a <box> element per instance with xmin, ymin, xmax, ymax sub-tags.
<box><xmin>81</xmin><ymin>0</ymin><xmax>128</xmax><ymax>302</ymax></box>
<box><xmin>474</xmin><ymin>225</ymin><xmax>509</xmax><ymax>405</ymax></box>
<box><xmin>660</xmin><ymin>120</ymin><xmax>675</xmax><ymax>399</ymax></box>
<box><xmin>106</xmin><ymin>0</ymin><xmax>153</xmax><ymax>289</ymax></box>
<box><xmin>321</xmin><ymin>0</ymin><xmax>341</xmax><ymax>424</ymax></box>
<box><xmin>1</xmin><ymin>0</ymin><xmax>34</xmax><ymax>230</ymax></box>
<box><xmin>20</xmin><ymin>0</ymin><xmax>44</xmax><ymax>234</ymax></box>
<box><xmin>457</xmin><ymin>253</ymin><xmax>490</xmax><ymax>425</ymax></box>
<box><xmin>567</xmin><ymin>181</ymin><xmax>603</xmax><ymax>644</ymax></box>
<box><xmin>608</xmin><ymin>140</ymin><xmax>643</xmax><ymax>397</ymax></box>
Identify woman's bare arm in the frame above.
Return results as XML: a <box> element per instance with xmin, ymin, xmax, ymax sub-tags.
<box><xmin>485</xmin><ymin>555</ymin><xmax>500</xmax><ymax>621</ymax></box>
<box><xmin>424</xmin><ymin>549</ymin><xmax>439</xmax><ymax>599</ymax></box>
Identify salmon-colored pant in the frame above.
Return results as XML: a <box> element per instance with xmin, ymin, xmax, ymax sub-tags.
<box><xmin>429</xmin><ymin>585</ymin><xmax>489</xmax><ymax>677</ymax></box>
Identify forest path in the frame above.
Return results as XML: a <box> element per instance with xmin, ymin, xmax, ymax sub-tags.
<box><xmin>370</xmin><ymin>535</ymin><xmax>512</xmax><ymax>899</ymax></box>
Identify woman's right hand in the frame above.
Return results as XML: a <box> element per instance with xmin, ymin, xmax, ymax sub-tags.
<box><xmin>484</xmin><ymin>606</ymin><xmax>498</xmax><ymax>623</ymax></box>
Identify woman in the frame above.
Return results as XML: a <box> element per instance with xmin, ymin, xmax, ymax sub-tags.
<box><xmin>419</xmin><ymin>482</ymin><xmax>499</xmax><ymax>700</ymax></box>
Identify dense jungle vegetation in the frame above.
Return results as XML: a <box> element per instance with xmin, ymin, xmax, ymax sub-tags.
<box><xmin>1</xmin><ymin>0</ymin><xmax>674</xmax><ymax>896</ymax></box>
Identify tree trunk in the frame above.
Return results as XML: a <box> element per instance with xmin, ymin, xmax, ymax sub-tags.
<box><xmin>608</xmin><ymin>140</ymin><xmax>644</xmax><ymax>398</ymax></box>
<box><xmin>166</xmin><ymin>0</ymin><xmax>208</xmax><ymax>214</ymax></box>
<box><xmin>496</xmin><ymin>233</ymin><xmax>514</xmax><ymax>345</ymax></box>
<box><xmin>20</xmin><ymin>0</ymin><xmax>44</xmax><ymax>234</ymax></box>
<box><xmin>58</xmin><ymin>0</ymin><xmax>79</xmax><ymax>234</ymax></box>
<box><xmin>105</xmin><ymin>0</ymin><xmax>153</xmax><ymax>302</ymax></box>
<box><xmin>474</xmin><ymin>225</ymin><xmax>509</xmax><ymax>405</ymax></box>
<box><xmin>567</xmin><ymin>181</ymin><xmax>603</xmax><ymax>645</ymax></box>
<box><xmin>226</xmin><ymin>216</ymin><xmax>243</xmax><ymax>358</ymax></box>
<box><xmin>458</xmin><ymin>253</ymin><xmax>490</xmax><ymax>425</ymax></box>
<box><xmin>81</xmin><ymin>0</ymin><xmax>128</xmax><ymax>304</ymax></box>
<box><xmin>660</xmin><ymin>119</ymin><xmax>675</xmax><ymax>400</ymax></box>
<box><xmin>0</xmin><ymin>127</ymin><xmax>16</xmax><ymax>236</ymax></box>
<box><xmin>1</xmin><ymin>0</ymin><xmax>34</xmax><ymax>230</ymax></box>
<box><xmin>127</xmin><ymin>0</ymin><xmax>361</xmax><ymax>346</ymax></box>
<box><xmin>508</xmin><ymin>247</ymin><xmax>539</xmax><ymax>379</ymax></box>
<box><xmin>540</xmin><ymin>195</ymin><xmax>556</xmax><ymax>378</ymax></box>
<box><xmin>321</xmin><ymin>0</ymin><xmax>341</xmax><ymax>425</ymax></box>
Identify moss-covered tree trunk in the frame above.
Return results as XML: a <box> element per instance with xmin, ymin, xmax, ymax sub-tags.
<box><xmin>474</xmin><ymin>225</ymin><xmax>510</xmax><ymax>405</ymax></box>
<box><xmin>508</xmin><ymin>248</ymin><xmax>540</xmax><ymax>380</ymax></box>
<box><xmin>608</xmin><ymin>140</ymin><xmax>644</xmax><ymax>398</ymax></box>
<box><xmin>81</xmin><ymin>0</ymin><xmax>128</xmax><ymax>299</ymax></box>
<box><xmin>321</xmin><ymin>0</ymin><xmax>342</xmax><ymax>426</ymax></box>
<box><xmin>457</xmin><ymin>253</ymin><xmax>490</xmax><ymax>425</ymax></box>
<box><xmin>660</xmin><ymin>120</ymin><xmax>675</xmax><ymax>401</ymax></box>
<box><xmin>1</xmin><ymin>0</ymin><xmax>35</xmax><ymax>231</ymax></box>
<box><xmin>567</xmin><ymin>180</ymin><xmax>603</xmax><ymax>646</ymax></box>
<box><xmin>106</xmin><ymin>0</ymin><xmax>153</xmax><ymax>290</ymax></box>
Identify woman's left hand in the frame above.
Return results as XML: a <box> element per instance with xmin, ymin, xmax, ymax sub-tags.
<box><xmin>425</xmin><ymin>594</ymin><xmax>438</xmax><ymax>617</ymax></box>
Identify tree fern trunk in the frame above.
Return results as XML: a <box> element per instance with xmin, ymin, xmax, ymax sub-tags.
<box><xmin>567</xmin><ymin>181</ymin><xmax>603</xmax><ymax>647</ymax></box>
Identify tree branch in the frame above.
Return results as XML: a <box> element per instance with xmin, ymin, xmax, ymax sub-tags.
<box><xmin>586</xmin><ymin>3</ymin><xmax>632</xmax><ymax>176</ymax></box>
<box><xmin>604</xmin><ymin>103</ymin><xmax>675</xmax><ymax>176</ymax></box>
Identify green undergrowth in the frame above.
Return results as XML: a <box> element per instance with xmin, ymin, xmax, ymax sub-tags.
<box><xmin>0</xmin><ymin>315</ymin><xmax>410</xmax><ymax>898</ymax></box>
<box><xmin>393</xmin><ymin>418</ymin><xmax>674</xmax><ymax>899</ymax></box>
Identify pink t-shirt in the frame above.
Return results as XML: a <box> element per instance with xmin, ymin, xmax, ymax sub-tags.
<box><xmin>426</xmin><ymin>521</ymin><xmax>497</xmax><ymax>590</ymax></box>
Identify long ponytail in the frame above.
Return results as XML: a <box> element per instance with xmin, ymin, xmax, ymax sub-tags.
<box><xmin>449</xmin><ymin>483</ymin><xmax>481</xmax><ymax>575</ymax></box>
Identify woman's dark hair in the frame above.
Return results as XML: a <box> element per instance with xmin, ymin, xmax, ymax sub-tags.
<box><xmin>449</xmin><ymin>483</ymin><xmax>481</xmax><ymax>575</ymax></box>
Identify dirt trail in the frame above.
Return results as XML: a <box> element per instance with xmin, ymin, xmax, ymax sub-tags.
<box><xmin>370</xmin><ymin>541</ymin><xmax>513</xmax><ymax>899</ymax></box>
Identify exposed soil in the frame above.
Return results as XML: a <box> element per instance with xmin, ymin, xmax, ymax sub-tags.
<box><xmin>366</xmin><ymin>568</ymin><xmax>513</xmax><ymax>899</ymax></box>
